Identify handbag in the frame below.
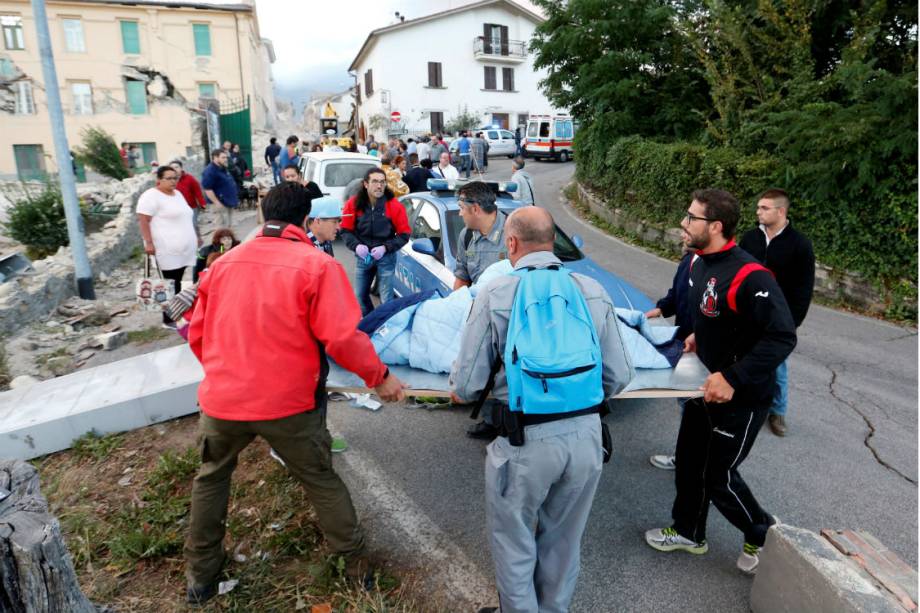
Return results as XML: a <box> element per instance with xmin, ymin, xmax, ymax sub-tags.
<box><xmin>135</xmin><ymin>255</ymin><xmax>174</xmax><ymax>311</ymax></box>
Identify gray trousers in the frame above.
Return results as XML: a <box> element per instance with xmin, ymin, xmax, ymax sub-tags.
<box><xmin>485</xmin><ymin>414</ymin><xmax>603</xmax><ymax>613</ymax></box>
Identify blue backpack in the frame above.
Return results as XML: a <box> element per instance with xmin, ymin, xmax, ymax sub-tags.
<box><xmin>504</xmin><ymin>266</ymin><xmax>604</xmax><ymax>414</ymax></box>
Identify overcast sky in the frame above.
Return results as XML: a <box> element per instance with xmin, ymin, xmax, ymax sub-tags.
<box><xmin>254</xmin><ymin>0</ymin><xmax>540</xmax><ymax>110</ymax></box>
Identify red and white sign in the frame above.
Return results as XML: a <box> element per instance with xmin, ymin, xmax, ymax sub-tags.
<box><xmin>390</xmin><ymin>111</ymin><xmax>401</xmax><ymax>123</ymax></box>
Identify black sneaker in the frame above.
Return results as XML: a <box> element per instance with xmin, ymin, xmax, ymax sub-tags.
<box><xmin>478</xmin><ymin>608</ymin><xmax>499</xmax><ymax>613</ymax></box>
<box><xmin>186</xmin><ymin>582</ymin><xmax>218</xmax><ymax>606</ymax></box>
<box><xmin>467</xmin><ymin>420</ymin><xmax>499</xmax><ymax>440</ymax></box>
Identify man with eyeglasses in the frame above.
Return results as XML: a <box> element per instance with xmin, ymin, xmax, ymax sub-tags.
<box><xmin>738</xmin><ymin>188</ymin><xmax>815</xmax><ymax>437</ymax></box>
<box><xmin>645</xmin><ymin>189</ymin><xmax>796</xmax><ymax>576</ymax></box>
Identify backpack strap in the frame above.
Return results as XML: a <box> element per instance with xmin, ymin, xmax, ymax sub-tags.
<box><xmin>469</xmin><ymin>357</ymin><xmax>503</xmax><ymax>420</ymax></box>
<box><xmin>727</xmin><ymin>263</ymin><xmax>772</xmax><ymax>312</ymax></box>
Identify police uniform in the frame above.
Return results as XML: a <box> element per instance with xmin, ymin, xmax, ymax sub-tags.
<box><xmin>454</xmin><ymin>212</ymin><xmax>507</xmax><ymax>285</ymax></box>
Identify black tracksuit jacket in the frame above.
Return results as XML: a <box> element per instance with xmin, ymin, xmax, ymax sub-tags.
<box><xmin>689</xmin><ymin>241</ymin><xmax>798</xmax><ymax>409</ymax></box>
<box><xmin>738</xmin><ymin>223</ymin><xmax>815</xmax><ymax>327</ymax></box>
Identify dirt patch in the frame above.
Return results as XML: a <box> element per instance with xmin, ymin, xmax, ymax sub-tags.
<box><xmin>36</xmin><ymin>416</ymin><xmax>447</xmax><ymax>612</ymax></box>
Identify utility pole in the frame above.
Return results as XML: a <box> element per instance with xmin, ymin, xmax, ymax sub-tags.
<box><xmin>30</xmin><ymin>0</ymin><xmax>95</xmax><ymax>299</ymax></box>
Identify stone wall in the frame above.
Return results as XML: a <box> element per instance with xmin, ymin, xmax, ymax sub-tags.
<box><xmin>0</xmin><ymin>159</ymin><xmax>202</xmax><ymax>335</ymax></box>
<box><xmin>573</xmin><ymin>182</ymin><xmax>897</xmax><ymax>315</ymax></box>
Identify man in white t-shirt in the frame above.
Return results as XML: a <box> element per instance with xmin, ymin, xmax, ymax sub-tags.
<box><xmin>431</xmin><ymin>151</ymin><xmax>459</xmax><ymax>181</ymax></box>
<box><xmin>137</xmin><ymin>165</ymin><xmax>199</xmax><ymax>326</ymax></box>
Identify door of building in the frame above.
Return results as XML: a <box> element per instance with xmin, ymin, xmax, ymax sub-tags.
<box><xmin>219</xmin><ymin>96</ymin><xmax>253</xmax><ymax>170</ymax></box>
<box><xmin>491</xmin><ymin>113</ymin><xmax>509</xmax><ymax>129</ymax></box>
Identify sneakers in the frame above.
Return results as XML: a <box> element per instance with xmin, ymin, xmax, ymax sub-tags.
<box><xmin>737</xmin><ymin>542</ymin><xmax>760</xmax><ymax>575</ymax></box>
<box><xmin>645</xmin><ymin>526</ymin><xmax>709</xmax><ymax>554</ymax></box>
<box><xmin>649</xmin><ymin>454</ymin><xmax>676</xmax><ymax>470</ymax></box>
<box><xmin>331</xmin><ymin>437</ymin><xmax>348</xmax><ymax>453</ymax></box>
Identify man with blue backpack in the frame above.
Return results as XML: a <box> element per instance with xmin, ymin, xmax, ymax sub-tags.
<box><xmin>450</xmin><ymin>207</ymin><xmax>633</xmax><ymax>613</ymax></box>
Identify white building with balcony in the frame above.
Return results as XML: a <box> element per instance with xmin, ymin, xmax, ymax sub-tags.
<box><xmin>348</xmin><ymin>0</ymin><xmax>562</xmax><ymax>142</ymax></box>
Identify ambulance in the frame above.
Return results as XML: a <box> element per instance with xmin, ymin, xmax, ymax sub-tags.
<box><xmin>522</xmin><ymin>115</ymin><xmax>576</xmax><ymax>162</ymax></box>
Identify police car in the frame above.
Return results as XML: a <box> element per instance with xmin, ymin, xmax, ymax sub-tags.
<box><xmin>393</xmin><ymin>179</ymin><xmax>654</xmax><ymax>311</ymax></box>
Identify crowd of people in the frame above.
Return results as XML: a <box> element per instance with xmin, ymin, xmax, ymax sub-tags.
<box><xmin>135</xmin><ymin>131</ymin><xmax>814</xmax><ymax>612</ymax></box>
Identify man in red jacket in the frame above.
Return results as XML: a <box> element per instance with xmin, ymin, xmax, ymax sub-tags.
<box><xmin>184</xmin><ymin>181</ymin><xmax>406</xmax><ymax>604</ymax></box>
<box><xmin>170</xmin><ymin>159</ymin><xmax>205</xmax><ymax>240</ymax></box>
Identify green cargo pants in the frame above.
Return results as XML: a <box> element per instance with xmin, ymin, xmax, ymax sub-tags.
<box><xmin>183</xmin><ymin>409</ymin><xmax>365</xmax><ymax>587</ymax></box>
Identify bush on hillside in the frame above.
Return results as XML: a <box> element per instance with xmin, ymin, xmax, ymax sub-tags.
<box><xmin>2</xmin><ymin>182</ymin><xmax>73</xmax><ymax>259</ymax></box>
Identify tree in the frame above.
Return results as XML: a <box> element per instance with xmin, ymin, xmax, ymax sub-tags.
<box><xmin>444</xmin><ymin>105</ymin><xmax>481</xmax><ymax>134</ymax></box>
<box><xmin>74</xmin><ymin>126</ymin><xmax>129</xmax><ymax>180</ymax></box>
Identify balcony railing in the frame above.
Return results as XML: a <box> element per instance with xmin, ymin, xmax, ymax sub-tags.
<box><xmin>473</xmin><ymin>36</ymin><xmax>527</xmax><ymax>60</ymax></box>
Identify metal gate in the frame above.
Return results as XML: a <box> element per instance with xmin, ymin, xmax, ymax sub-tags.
<box><xmin>218</xmin><ymin>96</ymin><xmax>252</xmax><ymax>170</ymax></box>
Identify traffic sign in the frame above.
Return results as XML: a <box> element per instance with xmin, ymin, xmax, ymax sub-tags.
<box><xmin>390</xmin><ymin>111</ymin><xmax>401</xmax><ymax>122</ymax></box>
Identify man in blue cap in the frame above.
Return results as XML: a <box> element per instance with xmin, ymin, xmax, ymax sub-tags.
<box><xmin>307</xmin><ymin>196</ymin><xmax>343</xmax><ymax>257</ymax></box>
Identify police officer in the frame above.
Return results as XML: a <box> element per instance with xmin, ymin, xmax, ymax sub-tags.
<box><xmin>450</xmin><ymin>207</ymin><xmax>633</xmax><ymax>613</ymax></box>
<box><xmin>306</xmin><ymin>196</ymin><xmax>342</xmax><ymax>257</ymax></box>
<box><xmin>644</xmin><ymin>189</ymin><xmax>796</xmax><ymax>576</ymax></box>
<box><xmin>454</xmin><ymin>181</ymin><xmax>510</xmax><ymax>440</ymax></box>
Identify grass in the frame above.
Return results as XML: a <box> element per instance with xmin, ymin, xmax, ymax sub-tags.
<box><xmin>0</xmin><ymin>340</ymin><xmax>10</xmax><ymax>391</ymax></box>
<box><xmin>127</xmin><ymin>326</ymin><xmax>173</xmax><ymax>344</ymax></box>
<box><xmin>34</xmin><ymin>346</ymin><xmax>71</xmax><ymax>368</ymax></box>
<box><xmin>38</xmin><ymin>416</ymin><xmax>444</xmax><ymax>612</ymax></box>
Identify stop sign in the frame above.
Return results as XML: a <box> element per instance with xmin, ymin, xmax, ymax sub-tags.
<box><xmin>390</xmin><ymin>111</ymin><xmax>401</xmax><ymax>123</ymax></box>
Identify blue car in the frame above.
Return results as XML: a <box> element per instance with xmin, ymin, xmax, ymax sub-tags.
<box><xmin>393</xmin><ymin>181</ymin><xmax>654</xmax><ymax>312</ymax></box>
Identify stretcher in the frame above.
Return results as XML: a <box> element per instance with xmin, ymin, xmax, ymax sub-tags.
<box><xmin>327</xmin><ymin>351</ymin><xmax>709</xmax><ymax>400</ymax></box>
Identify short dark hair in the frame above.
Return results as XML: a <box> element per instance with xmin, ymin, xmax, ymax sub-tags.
<box><xmin>210</xmin><ymin>148</ymin><xmax>225</xmax><ymax>159</ymax></box>
<box><xmin>693</xmin><ymin>189</ymin><xmax>739</xmax><ymax>239</ymax></box>
<box><xmin>270</xmin><ymin>137</ymin><xmax>277</xmax><ymax>144</ymax></box>
<box><xmin>355</xmin><ymin>167</ymin><xmax>392</xmax><ymax>213</ymax></box>
<box><xmin>156</xmin><ymin>165</ymin><xmax>177</xmax><ymax>179</ymax></box>
<box><xmin>409</xmin><ymin>153</ymin><xmax>419</xmax><ymax>164</ymax></box>
<box><xmin>457</xmin><ymin>181</ymin><xmax>497</xmax><ymax>213</ymax></box>
<box><xmin>261</xmin><ymin>182</ymin><xmax>312</xmax><ymax>226</ymax></box>
<box><xmin>286</xmin><ymin>135</ymin><xmax>299</xmax><ymax>145</ymax></box>
<box><xmin>420</xmin><ymin>158</ymin><xmax>433</xmax><ymax>169</ymax></box>
<box><xmin>758</xmin><ymin>187</ymin><xmax>790</xmax><ymax>210</ymax></box>
<box><xmin>283</xmin><ymin>163</ymin><xmax>300</xmax><ymax>174</ymax></box>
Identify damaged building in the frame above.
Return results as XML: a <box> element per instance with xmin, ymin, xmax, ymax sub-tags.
<box><xmin>0</xmin><ymin>0</ymin><xmax>275</xmax><ymax>179</ymax></box>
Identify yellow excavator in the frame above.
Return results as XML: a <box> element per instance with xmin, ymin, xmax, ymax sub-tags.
<box><xmin>319</xmin><ymin>101</ymin><xmax>353</xmax><ymax>150</ymax></box>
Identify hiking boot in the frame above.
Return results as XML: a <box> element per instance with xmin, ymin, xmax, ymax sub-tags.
<box><xmin>331</xmin><ymin>437</ymin><xmax>348</xmax><ymax>453</ymax></box>
<box><xmin>767</xmin><ymin>414</ymin><xmax>787</xmax><ymax>436</ymax></box>
<box><xmin>467</xmin><ymin>420</ymin><xmax>498</xmax><ymax>440</ymax></box>
<box><xmin>737</xmin><ymin>542</ymin><xmax>761</xmax><ymax>575</ymax></box>
<box><xmin>343</xmin><ymin>555</ymin><xmax>378</xmax><ymax>590</ymax></box>
<box><xmin>186</xmin><ymin>582</ymin><xmax>218</xmax><ymax>606</ymax></box>
<box><xmin>645</xmin><ymin>526</ymin><xmax>708</xmax><ymax>554</ymax></box>
<box><xmin>649</xmin><ymin>454</ymin><xmax>676</xmax><ymax>470</ymax></box>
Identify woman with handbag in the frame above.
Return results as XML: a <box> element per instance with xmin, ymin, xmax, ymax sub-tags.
<box><xmin>137</xmin><ymin>165</ymin><xmax>198</xmax><ymax>326</ymax></box>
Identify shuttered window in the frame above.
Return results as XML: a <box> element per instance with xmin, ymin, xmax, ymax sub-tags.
<box><xmin>427</xmin><ymin>62</ymin><xmax>443</xmax><ymax>87</ymax></box>
<box><xmin>364</xmin><ymin>69</ymin><xmax>373</xmax><ymax>96</ymax></box>
<box><xmin>14</xmin><ymin>80</ymin><xmax>34</xmax><ymax>114</ymax></box>
<box><xmin>62</xmin><ymin>18</ymin><xmax>84</xmax><ymax>52</ymax></box>
<box><xmin>71</xmin><ymin>82</ymin><xmax>92</xmax><ymax>114</ymax></box>
<box><xmin>120</xmin><ymin>20</ymin><xmax>139</xmax><ymax>54</ymax></box>
<box><xmin>502</xmin><ymin>67</ymin><xmax>514</xmax><ymax>91</ymax></box>
<box><xmin>430</xmin><ymin>111</ymin><xmax>444</xmax><ymax>133</ymax></box>
<box><xmin>193</xmin><ymin>23</ymin><xmax>211</xmax><ymax>56</ymax></box>
<box><xmin>125</xmin><ymin>79</ymin><xmax>147</xmax><ymax>114</ymax></box>
<box><xmin>13</xmin><ymin>145</ymin><xmax>45</xmax><ymax>180</ymax></box>
<box><xmin>484</xmin><ymin>66</ymin><xmax>496</xmax><ymax>90</ymax></box>
<box><xmin>355</xmin><ymin>83</ymin><xmax>361</xmax><ymax>103</ymax></box>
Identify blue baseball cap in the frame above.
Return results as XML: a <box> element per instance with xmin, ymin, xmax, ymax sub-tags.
<box><xmin>309</xmin><ymin>196</ymin><xmax>343</xmax><ymax>219</ymax></box>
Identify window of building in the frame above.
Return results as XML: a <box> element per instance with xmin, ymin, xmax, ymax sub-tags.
<box><xmin>198</xmin><ymin>82</ymin><xmax>217</xmax><ymax>99</ymax></box>
<box><xmin>430</xmin><ymin>111</ymin><xmax>444</xmax><ymax>134</ymax></box>
<box><xmin>120</xmin><ymin>20</ymin><xmax>140</xmax><ymax>54</ymax></box>
<box><xmin>355</xmin><ymin>83</ymin><xmax>361</xmax><ymax>103</ymax></box>
<box><xmin>14</xmin><ymin>80</ymin><xmax>34</xmax><ymax>114</ymax></box>
<box><xmin>2</xmin><ymin>15</ymin><xmax>24</xmax><ymax>50</ymax></box>
<box><xmin>125</xmin><ymin>79</ymin><xmax>147</xmax><ymax>114</ymax></box>
<box><xmin>483</xmin><ymin>66</ymin><xmax>496</xmax><ymax>90</ymax></box>
<box><xmin>135</xmin><ymin>142</ymin><xmax>157</xmax><ymax>170</ymax></box>
<box><xmin>0</xmin><ymin>58</ymin><xmax>14</xmax><ymax>76</ymax></box>
<box><xmin>71</xmin><ymin>82</ymin><xmax>92</xmax><ymax>115</ymax></box>
<box><xmin>427</xmin><ymin>62</ymin><xmax>443</xmax><ymax>88</ymax></box>
<box><xmin>193</xmin><ymin>23</ymin><xmax>211</xmax><ymax>56</ymax></box>
<box><xmin>364</xmin><ymin>69</ymin><xmax>373</xmax><ymax>97</ymax></box>
<box><xmin>13</xmin><ymin>144</ymin><xmax>46</xmax><ymax>180</ymax></box>
<box><xmin>502</xmin><ymin>67</ymin><xmax>514</xmax><ymax>91</ymax></box>
<box><xmin>62</xmin><ymin>18</ymin><xmax>84</xmax><ymax>52</ymax></box>
<box><xmin>482</xmin><ymin>23</ymin><xmax>509</xmax><ymax>55</ymax></box>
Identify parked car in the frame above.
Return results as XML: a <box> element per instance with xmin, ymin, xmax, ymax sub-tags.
<box><xmin>522</xmin><ymin>115</ymin><xmax>576</xmax><ymax>162</ymax></box>
<box><xmin>479</xmin><ymin>127</ymin><xmax>518</xmax><ymax>157</ymax></box>
<box><xmin>392</xmin><ymin>180</ymin><xmax>654</xmax><ymax>311</ymax></box>
<box><xmin>298</xmin><ymin>152</ymin><xmax>381</xmax><ymax>202</ymax></box>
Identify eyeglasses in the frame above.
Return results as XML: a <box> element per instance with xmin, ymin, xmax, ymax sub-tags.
<box><xmin>458</xmin><ymin>198</ymin><xmax>477</xmax><ymax>207</ymax></box>
<box><xmin>161</xmin><ymin>176</ymin><xmax>178</xmax><ymax>181</ymax></box>
<box><xmin>684</xmin><ymin>212</ymin><xmax>715</xmax><ymax>223</ymax></box>
<box><xmin>367</xmin><ymin>179</ymin><xmax>386</xmax><ymax>185</ymax></box>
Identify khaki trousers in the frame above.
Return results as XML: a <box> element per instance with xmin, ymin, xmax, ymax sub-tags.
<box><xmin>184</xmin><ymin>409</ymin><xmax>364</xmax><ymax>587</ymax></box>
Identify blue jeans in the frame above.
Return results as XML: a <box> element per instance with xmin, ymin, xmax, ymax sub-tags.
<box><xmin>771</xmin><ymin>360</ymin><xmax>788</xmax><ymax>416</ymax></box>
<box><xmin>354</xmin><ymin>251</ymin><xmax>396</xmax><ymax>316</ymax></box>
<box><xmin>460</xmin><ymin>154</ymin><xmax>471</xmax><ymax>178</ymax></box>
<box><xmin>271</xmin><ymin>161</ymin><xmax>281</xmax><ymax>185</ymax></box>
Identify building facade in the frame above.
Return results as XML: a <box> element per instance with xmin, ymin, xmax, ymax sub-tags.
<box><xmin>349</xmin><ymin>0</ymin><xmax>561</xmax><ymax>143</ymax></box>
<box><xmin>0</xmin><ymin>0</ymin><xmax>275</xmax><ymax>179</ymax></box>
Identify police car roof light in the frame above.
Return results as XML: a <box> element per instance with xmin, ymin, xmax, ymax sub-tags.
<box><xmin>426</xmin><ymin>178</ymin><xmax>450</xmax><ymax>191</ymax></box>
<box><xmin>499</xmin><ymin>181</ymin><xmax>518</xmax><ymax>193</ymax></box>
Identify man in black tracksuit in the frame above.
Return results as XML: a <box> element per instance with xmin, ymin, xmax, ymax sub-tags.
<box><xmin>739</xmin><ymin>188</ymin><xmax>815</xmax><ymax>436</ymax></box>
<box><xmin>645</xmin><ymin>189</ymin><xmax>797</xmax><ymax>576</ymax></box>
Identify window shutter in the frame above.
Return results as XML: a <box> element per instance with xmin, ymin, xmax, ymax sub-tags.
<box><xmin>503</xmin><ymin>67</ymin><xmax>514</xmax><ymax>91</ymax></box>
<box><xmin>365</xmin><ymin>69</ymin><xmax>373</xmax><ymax>96</ymax></box>
<box><xmin>428</xmin><ymin>62</ymin><xmax>436</xmax><ymax>87</ymax></box>
<box><xmin>482</xmin><ymin>23</ymin><xmax>492</xmax><ymax>54</ymax></box>
<box><xmin>355</xmin><ymin>83</ymin><xmax>361</xmax><ymax>103</ymax></box>
<box><xmin>436</xmin><ymin>62</ymin><xmax>442</xmax><ymax>87</ymax></box>
<box><xmin>484</xmin><ymin>66</ymin><xmax>496</xmax><ymax>90</ymax></box>
<box><xmin>193</xmin><ymin>24</ymin><xmax>211</xmax><ymax>56</ymax></box>
<box><xmin>125</xmin><ymin>80</ymin><xmax>147</xmax><ymax>114</ymax></box>
<box><xmin>431</xmin><ymin>111</ymin><xmax>443</xmax><ymax>133</ymax></box>
<box><xmin>500</xmin><ymin>25</ymin><xmax>509</xmax><ymax>55</ymax></box>
<box><xmin>120</xmin><ymin>21</ymin><xmax>140</xmax><ymax>54</ymax></box>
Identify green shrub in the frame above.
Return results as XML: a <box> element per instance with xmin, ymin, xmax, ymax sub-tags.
<box><xmin>74</xmin><ymin>125</ymin><xmax>129</xmax><ymax>180</ymax></box>
<box><xmin>2</xmin><ymin>182</ymin><xmax>72</xmax><ymax>259</ymax></box>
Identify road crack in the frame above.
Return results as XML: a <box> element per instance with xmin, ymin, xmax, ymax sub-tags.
<box><xmin>827</xmin><ymin>366</ymin><xmax>917</xmax><ymax>485</ymax></box>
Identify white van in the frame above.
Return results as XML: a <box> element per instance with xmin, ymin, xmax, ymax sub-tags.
<box><xmin>479</xmin><ymin>127</ymin><xmax>518</xmax><ymax>157</ymax></box>
<box><xmin>523</xmin><ymin>115</ymin><xmax>576</xmax><ymax>162</ymax></box>
<box><xmin>298</xmin><ymin>152</ymin><xmax>381</xmax><ymax>202</ymax></box>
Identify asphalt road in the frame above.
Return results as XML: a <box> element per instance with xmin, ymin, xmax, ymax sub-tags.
<box><xmin>317</xmin><ymin>159</ymin><xmax>917</xmax><ymax>612</ymax></box>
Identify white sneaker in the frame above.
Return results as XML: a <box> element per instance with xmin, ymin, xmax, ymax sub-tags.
<box><xmin>268</xmin><ymin>448</ymin><xmax>286</xmax><ymax>467</ymax></box>
<box><xmin>738</xmin><ymin>543</ymin><xmax>760</xmax><ymax>575</ymax></box>
<box><xmin>645</xmin><ymin>527</ymin><xmax>708</xmax><ymax>554</ymax></box>
<box><xmin>649</xmin><ymin>454</ymin><xmax>676</xmax><ymax>470</ymax></box>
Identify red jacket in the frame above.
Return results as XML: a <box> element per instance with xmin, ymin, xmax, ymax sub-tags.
<box><xmin>176</xmin><ymin>172</ymin><xmax>205</xmax><ymax>208</ymax></box>
<box><xmin>339</xmin><ymin>195</ymin><xmax>411</xmax><ymax>253</ymax></box>
<box><xmin>188</xmin><ymin>223</ymin><xmax>387</xmax><ymax>421</ymax></box>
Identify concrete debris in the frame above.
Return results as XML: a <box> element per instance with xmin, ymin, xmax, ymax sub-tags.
<box><xmin>43</xmin><ymin>356</ymin><xmax>72</xmax><ymax>377</ymax></box>
<box><xmin>95</xmin><ymin>331</ymin><xmax>127</xmax><ymax>351</ymax></box>
<box><xmin>9</xmin><ymin>375</ymin><xmax>38</xmax><ymax>390</ymax></box>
